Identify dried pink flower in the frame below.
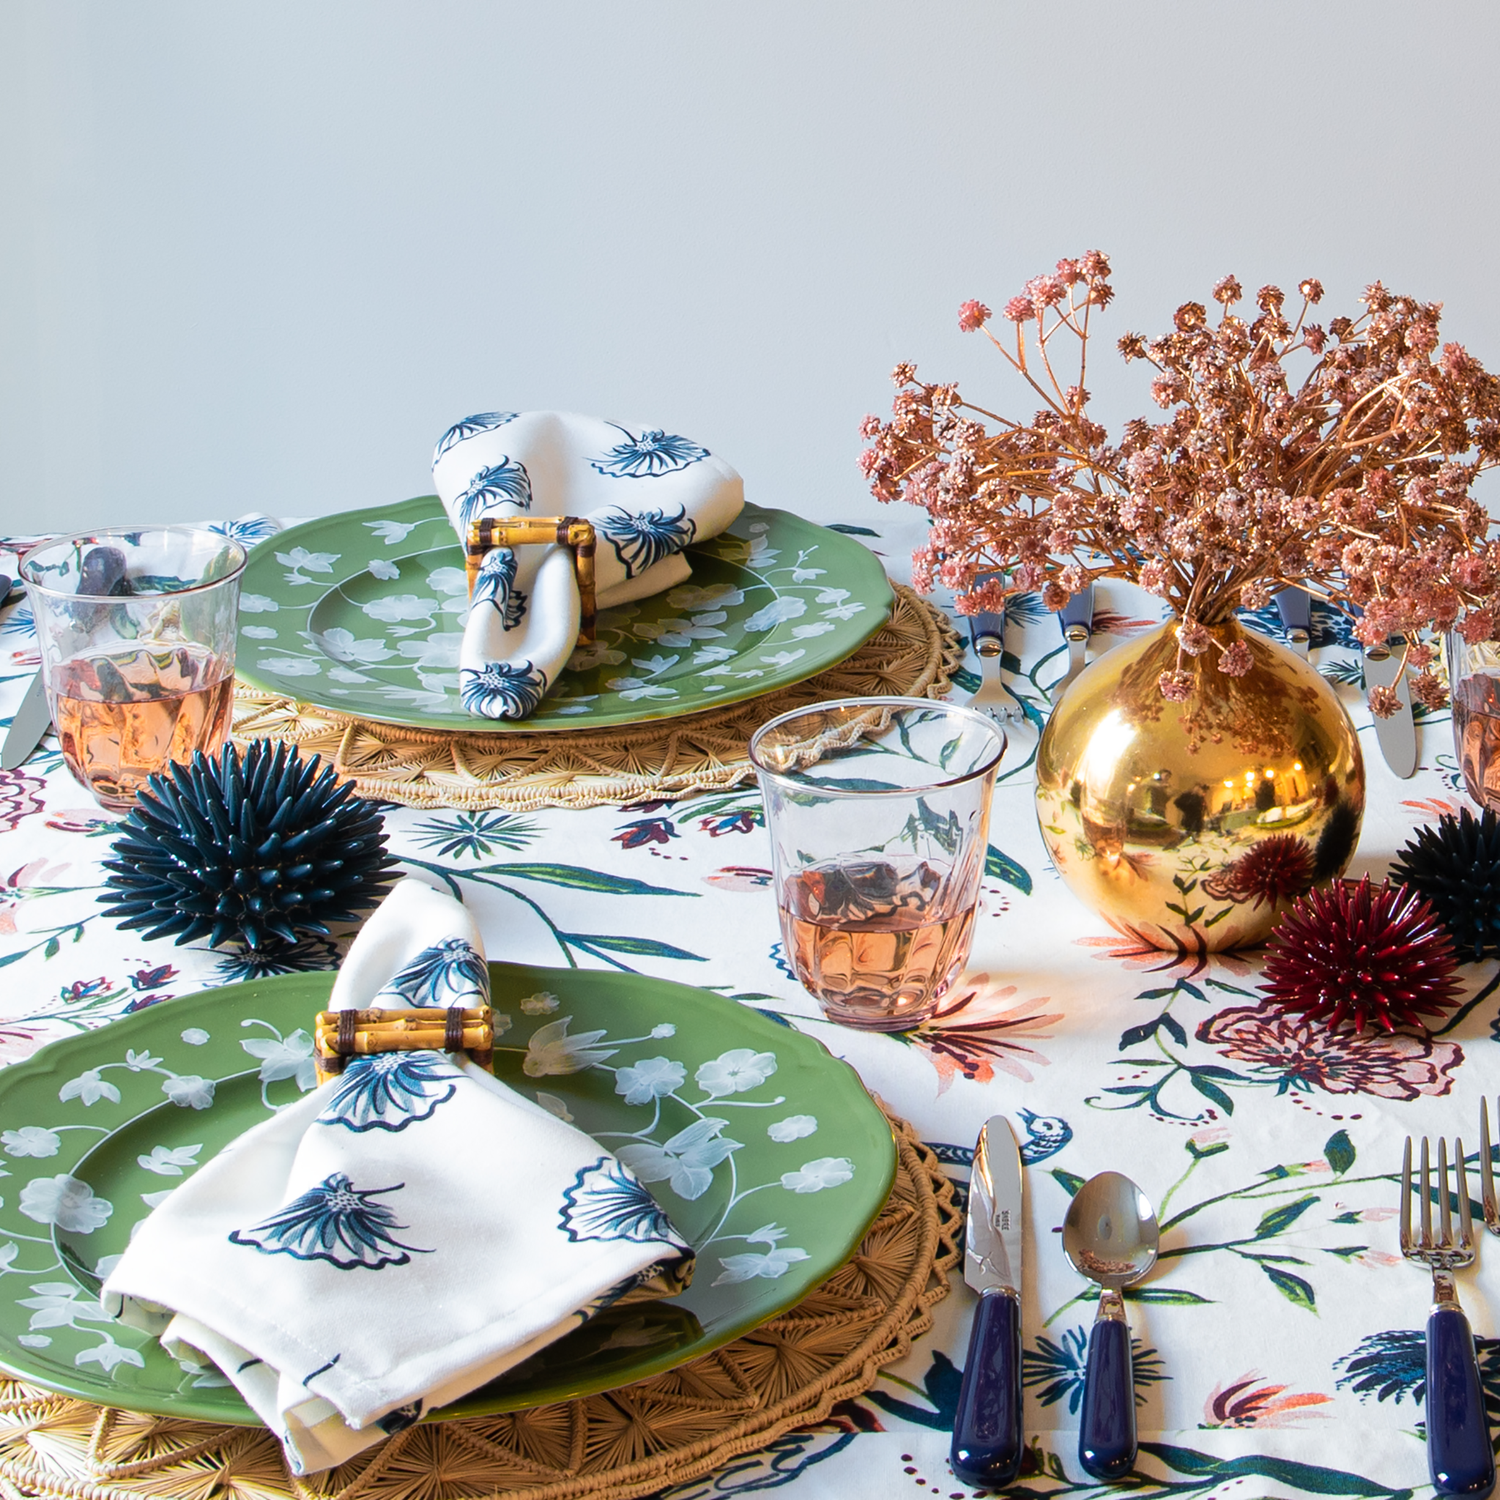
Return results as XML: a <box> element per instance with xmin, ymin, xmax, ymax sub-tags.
<box><xmin>1025</xmin><ymin>274</ymin><xmax>1066</xmax><ymax>310</ymax></box>
<box><xmin>1213</xmin><ymin>276</ymin><xmax>1243</xmax><ymax>305</ymax></box>
<box><xmin>1299</xmin><ymin>279</ymin><xmax>1325</xmax><ymax>304</ymax></box>
<box><xmin>858</xmin><ymin>414</ymin><xmax>882</xmax><ymax>439</ymax></box>
<box><xmin>958</xmin><ymin>300</ymin><xmax>991</xmax><ymax>333</ymax></box>
<box><xmin>1461</xmin><ymin>608</ymin><xmax>1497</xmax><ymax>645</ymax></box>
<box><xmin>1219</xmin><ymin>641</ymin><xmax>1254</xmax><ymax>677</ymax></box>
<box><xmin>1411</xmin><ymin>671</ymin><xmax>1447</xmax><ymax>711</ymax></box>
<box><xmin>1177</xmin><ymin>622</ymin><xmax>1211</xmax><ymax>656</ymax></box>
<box><xmin>1369</xmin><ymin>685</ymin><xmax>1403</xmax><ymax>718</ymax></box>
<box><xmin>1003</xmin><ymin>297</ymin><xmax>1033</xmax><ymax>323</ymax></box>
<box><xmin>1158</xmin><ymin>669</ymin><xmax>1194</xmax><ymax>702</ymax></box>
<box><xmin>1139</xmin><ymin>560</ymin><xmax>1171</xmax><ymax>596</ymax></box>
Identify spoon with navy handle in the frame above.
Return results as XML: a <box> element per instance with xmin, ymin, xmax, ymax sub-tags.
<box><xmin>1056</xmin><ymin>583</ymin><xmax>1095</xmax><ymax>692</ymax></box>
<box><xmin>1062</xmin><ymin>1172</ymin><xmax>1160</xmax><ymax>1482</ymax></box>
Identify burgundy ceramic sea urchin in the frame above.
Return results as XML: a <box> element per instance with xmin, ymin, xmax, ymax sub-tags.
<box><xmin>1260</xmin><ymin>876</ymin><xmax>1463</xmax><ymax>1036</ymax></box>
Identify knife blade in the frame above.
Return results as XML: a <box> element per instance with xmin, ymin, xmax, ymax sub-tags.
<box><xmin>2</xmin><ymin>670</ymin><xmax>51</xmax><ymax>772</ymax></box>
<box><xmin>1272</xmin><ymin>586</ymin><xmax>1311</xmax><ymax>658</ymax></box>
<box><xmin>950</xmin><ymin>1115</ymin><xmax>1024</xmax><ymax>1489</ymax></box>
<box><xmin>1364</xmin><ymin>639</ymin><xmax>1418</xmax><ymax>779</ymax></box>
<box><xmin>1057</xmin><ymin>584</ymin><xmax>1095</xmax><ymax>691</ymax></box>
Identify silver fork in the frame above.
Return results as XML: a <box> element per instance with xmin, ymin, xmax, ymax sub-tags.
<box><xmin>1400</xmin><ymin>1136</ymin><xmax>1495</xmax><ymax>1498</ymax></box>
<box><xmin>1476</xmin><ymin>1098</ymin><xmax>1500</xmax><ymax>1236</ymax></box>
<box><xmin>967</xmin><ymin>573</ymin><xmax>1020</xmax><ymax>725</ymax></box>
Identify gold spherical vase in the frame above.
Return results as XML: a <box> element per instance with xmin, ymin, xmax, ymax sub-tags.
<box><xmin>1034</xmin><ymin>618</ymin><xmax>1365</xmax><ymax>953</ymax></box>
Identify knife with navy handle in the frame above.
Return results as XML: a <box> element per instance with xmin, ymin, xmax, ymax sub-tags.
<box><xmin>950</xmin><ymin>1115</ymin><xmax>1024</xmax><ymax>1490</ymax></box>
<box><xmin>1273</xmin><ymin>586</ymin><xmax>1311</xmax><ymax>658</ymax></box>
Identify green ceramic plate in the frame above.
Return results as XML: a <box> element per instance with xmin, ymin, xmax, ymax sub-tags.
<box><xmin>0</xmin><ymin>966</ymin><xmax>895</xmax><ymax>1423</ymax></box>
<box><xmin>233</xmin><ymin>497</ymin><xmax>893</xmax><ymax>732</ymax></box>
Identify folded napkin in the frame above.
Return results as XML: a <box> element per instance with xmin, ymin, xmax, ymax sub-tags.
<box><xmin>103</xmin><ymin>878</ymin><xmax>694</xmax><ymax>1473</ymax></box>
<box><xmin>431</xmin><ymin>410</ymin><xmax>744</xmax><ymax>718</ymax></box>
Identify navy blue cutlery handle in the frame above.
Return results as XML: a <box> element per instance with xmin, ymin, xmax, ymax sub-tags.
<box><xmin>1079</xmin><ymin>1316</ymin><xmax>1136</xmax><ymax>1481</ymax></box>
<box><xmin>1059</xmin><ymin>589</ymin><xmax>1094</xmax><ymax>630</ymax></box>
<box><xmin>1427</xmin><ymin>1305</ymin><xmax>1496</xmax><ymax>1497</ymax></box>
<box><xmin>950</xmin><ymin>1288</ymin><xmax>1022</xmax><ymax>1489</ymax></box>
<box><xmin>970</xmin><ymin>613</ymin><xmax>1004</xmax><ymax>655</ymax></box>
<box><xmin>969</xmin><ymin>571</ymin><xmax>1004</xmax><ymax>656</ymax></box>
<box><xmin>1273</xmin><ymin>585</ymin><xmax>1311</xmax><ymax>632</ymax></box>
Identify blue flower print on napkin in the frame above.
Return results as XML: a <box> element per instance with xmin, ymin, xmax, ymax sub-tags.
<box><xmin>589</xmin><ymin>425</ymin><xmax>710</xmax><ymax>479</ymax></box>
<box><xmin>377</xmin><ymin>937</ymin><xmax>490</xmax><ymax>1009</ymax></box>
<box><xmin>559</xmin><ymin>1158</ymin><xmax>676</xmax><ymax>1245</ymax></box>
<box><xmin>594</xmin><ymin>506</ymin><xmax>696</xmax><ymax>578</ymax></box>
<box><xmin>317</xmin><ymin>1054</ymin><xmax>460</xmax><ymax>1134</ymax></box>
<box><xmin>471</xmin><ymin>548</ymin><xmax>528</xmax><ymax>631</ymax></box>
<box><xmin>433</xmin><ymin>412</ymin><xmax>519</xmax><ymax>465</ymax></box>
<box><xmin>230</xmin><ymin>1173</ymin><xmax>431</xmax><ymax>1270</ymax></box>
<box><xmin>460</xmin><ymin>661</ymin><xmax>548</xmax><ymax>719</ymax></box>
<box><xmin>454</xmin><ymin>459</ymin><xmax>533</xmax><ymax>530</ymax></box>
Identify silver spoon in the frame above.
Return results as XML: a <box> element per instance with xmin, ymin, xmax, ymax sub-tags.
<box><xmin>1062</xmin><ymin>1171</ymin><xmax>1160</xmax><ymax>1482</ymax></box>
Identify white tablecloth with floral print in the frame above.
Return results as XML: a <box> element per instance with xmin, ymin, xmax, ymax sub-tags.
<box><xmin>0</xmin><ymin>508</ymin><xmax>1486</xmax><ymax>1500</ymax></box>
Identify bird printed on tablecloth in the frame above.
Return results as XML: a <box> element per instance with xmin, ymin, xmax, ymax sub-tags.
<box><xmin>1017</xmin><ymin>1108</ymin><xmax>1072</xmax><ymax>1165</ymax></box>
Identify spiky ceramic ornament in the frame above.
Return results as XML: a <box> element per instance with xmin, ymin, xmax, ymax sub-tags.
<box><xmin>1260</xmin><ymin>876</ymin><xmax>1462</xmax><ymax>1036</ymax></box>
<box><xmin>1390</xmin><ymin>806</ymin><xmax>1500</xmax><ymax>963</ymax></box>
<box><xmin>99</xmin><ymin>742</ymin><xmax>397</xmax><ymax>950</ymax></box>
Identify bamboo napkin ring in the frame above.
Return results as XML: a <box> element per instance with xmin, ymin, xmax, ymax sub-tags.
<box><xmin>312</xmin><ymin>1006</ymin><xmax>497</xmax><ymax>1085</ymax></box>
<box><xmin>464</xmin><ymin>516</ymin><xmax>599</xmax><ymax>643</ymax></box>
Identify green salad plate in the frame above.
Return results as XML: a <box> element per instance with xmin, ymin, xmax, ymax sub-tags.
<box><xmin>234</xmin><ymin>497</ymin><xmax>893</xmax><ymax>732</ymax></box>
<box><xmin>0</xmin><ymin>966</ymin><xmax>896</xmax><ymax>1423</ymax></box>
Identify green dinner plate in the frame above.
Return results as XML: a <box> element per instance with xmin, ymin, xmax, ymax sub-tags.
<box><xmin>234</xmin><ymin>497</ymin><xmax>893</xmax><ymax>732</ymax></box>
<box><xmin>0</xmin><ymin>967</ymin><xmax>895</xmax><ymax>1423</ymax></box>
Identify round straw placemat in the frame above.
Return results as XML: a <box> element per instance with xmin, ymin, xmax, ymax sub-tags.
<box><xmin>230</xmin><ymin>585</ymin><xmax>963</xmax><ymax>810</ymax></box>
<box><xmin>0</xmin><ymin>1109</ymin><xmax>956</xmax><ymax>1500</ymax></box>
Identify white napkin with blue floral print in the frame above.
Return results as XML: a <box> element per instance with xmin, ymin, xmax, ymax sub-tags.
<box><xmin>101</xmin><ymin>877</ymin><xmax>694</xmax><ymax>1474</ymax></box>
<box><xmin>431</xmin><ymin>410</ymin><xmax>743</xmax><ymax>718</ymax></box>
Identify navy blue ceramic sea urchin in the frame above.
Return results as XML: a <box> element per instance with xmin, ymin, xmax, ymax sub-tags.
<box><xmin>1390</xmin><ymin>806</ymin><xmax>1500</xmax><ymax>963</ymax></box>
<box><xmin>98</xmin><ymin>742</ymin><xmax>398</xmax><ymax>951</ymax></box>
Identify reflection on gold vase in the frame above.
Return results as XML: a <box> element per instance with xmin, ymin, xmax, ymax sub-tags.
<box><xmin>1034</xmin><ymin>619</ymin><xmax>1365</xmax><ymax>953</ymax></box>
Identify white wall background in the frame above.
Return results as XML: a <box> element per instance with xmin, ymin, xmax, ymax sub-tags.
<box><xmin>3</xmin><ymin>1</ymin><xmax>1499</xmax><ymax>532</ymax></box>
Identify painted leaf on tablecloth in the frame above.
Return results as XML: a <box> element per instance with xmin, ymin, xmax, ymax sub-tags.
<box><xmin>984</xmin><ymin>844</ymin><xmax>1032</xmax><ymax>894</ymax></box>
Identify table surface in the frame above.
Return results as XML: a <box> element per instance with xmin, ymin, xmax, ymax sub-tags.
<box><xmin>0</xmin><ymin>511</ymin><xmax>1482</xmax><ymax>1499</ymax></box>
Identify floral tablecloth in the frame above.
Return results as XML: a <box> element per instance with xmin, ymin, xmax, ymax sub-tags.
<box><xmin>0</xmin><ymin>510</ymin><xmax>1488</xmax><ymax>1500</ymax></box>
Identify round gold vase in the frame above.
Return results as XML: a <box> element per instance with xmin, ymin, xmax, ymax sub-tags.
<box><xmin>1034</xmin><ymin>618</ymin><xmax>1365</xmax><ymax>953</ymax></box>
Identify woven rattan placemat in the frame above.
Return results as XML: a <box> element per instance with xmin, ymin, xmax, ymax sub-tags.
<box><xmin>0</xmin><ymin>1110</ymin><xmax>956</xmax><ymax>1500</ymax></box>
<box><xmin>230</xmin><ymin>585</ymin><xmax>963</xmax><ymax>810</ymax></box>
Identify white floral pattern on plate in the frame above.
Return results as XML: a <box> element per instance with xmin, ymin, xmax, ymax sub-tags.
<box><xmin>234</xmin><ymin>499</ymin><xmax>892</xmax><ymax>732</ymax></box>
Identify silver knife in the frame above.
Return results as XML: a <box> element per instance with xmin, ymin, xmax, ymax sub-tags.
<box><xmin>1057</xmin><ymin>584</ymin><xmax>1095</xmax><ymax>691</ymax></box>
<box><xmin>1273</xmin><ymin>586</ymin><xmax>1311</xmax><ymax>658</ymax></box>
<box><xmin>2</xmin><ymin>671</ymin><xmax>51</xmax><ymax>771</ymax></box>
<box><xmin>950</xmin><ymin>1115</ymin><xmax>1024</xmax><ymax>1490</ymax></box>
<box><xmin>1364</xmin><ymin>639</ymin><xmax>1418</xmax><ymax>779</ymax></box>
